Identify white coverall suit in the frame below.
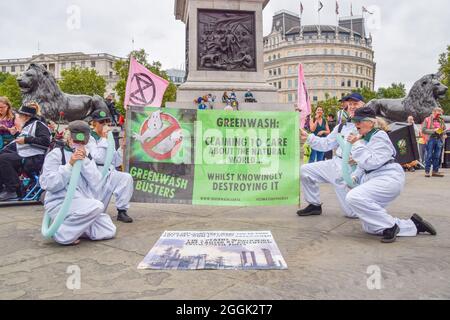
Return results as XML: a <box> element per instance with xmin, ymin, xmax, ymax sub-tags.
<box><xmin>86</xmin><ymin>135</ymin><xmax>133</xmax><ymax>212</ymax></box>
<box><xmin>302</xmin><ymin>122</ymin><xmax>359</xmax><ymax>218</ymax></box>
<box><xmin>39</xmin><ymin>148</ymin><xmax>116</xmax><ymax>245</ymax></box>
<box><xmin>346</xmin><ymin>130</ymin><xmax>417</xmax><ymax>236</ymax></box>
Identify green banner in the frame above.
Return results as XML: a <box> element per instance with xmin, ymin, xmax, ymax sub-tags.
<box><xmin>126</xmin><ymin>106</ymin><xmax>300</xmax><ymax>206</ymax></box>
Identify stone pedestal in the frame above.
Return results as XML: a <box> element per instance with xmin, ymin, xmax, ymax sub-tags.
<box><xmin>172</xmin><ymin>0</ymin><xmax>287</xmax><ymax>110</ymax></box>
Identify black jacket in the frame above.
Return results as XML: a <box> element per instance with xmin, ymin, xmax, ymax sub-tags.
<box><xmin>23</xmin><ymin>117</ymin><xmax>51</xmax><ymax>148</ymax></box>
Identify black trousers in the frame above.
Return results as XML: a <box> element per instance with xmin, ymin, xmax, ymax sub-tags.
<box><xmin>0</xmin><ymin>151</ymin><xmax>22</xmax><ymax>192</ymax></box>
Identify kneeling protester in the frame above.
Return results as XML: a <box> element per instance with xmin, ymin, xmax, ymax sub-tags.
<box><xmin>39</xmin><ymin>121</ymin><xmax>116</xmax><ymax>245</ymax></box>
<box><xmin>345</xmin><ymin>107</ymin><xmax>437</xmax><ymax>243</ymax></box>
<box><xmin>87</xmin><ymin>110</ymin><xmax>134</xmax><ymax>223</ymax></box>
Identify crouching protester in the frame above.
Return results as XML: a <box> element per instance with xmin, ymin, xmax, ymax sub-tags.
<box><xmin>0</xmin><ymin>103</ymin><xmax>51</xmax><ymax>201</ymax></box>
<box><xmin>39</xmin><ymin>121</ymin><xmax>116</xmax><ymax>245</ymax></box>
<box><xmin>297</xmin><ymin>93</ymin><xmax>365</xmax><ymax>218</ymax></box>
<box><xmin>345</xmin><ymin>107</ymin><xmax>437</xmax><ymax>243</ymax></box>
<box><xmin>87</xmin><ymin>110</ymin><xmax>134</xmax><ymax>223</ymax></box>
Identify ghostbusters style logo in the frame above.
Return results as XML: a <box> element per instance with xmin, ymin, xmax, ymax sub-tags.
<box><xmin>129</xmin><ymin>73</ymin><xmax>156</xmax><ymax>106</ymax></box>
<box><xmin>133</xmin><ymin>110</ymin><xmax>183</xmax><ymax>161</ymax></box>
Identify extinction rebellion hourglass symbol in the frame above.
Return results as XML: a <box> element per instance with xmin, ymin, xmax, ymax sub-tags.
<box><xmin>129</xmin><ymin>73</ymin><xmax>156</xmax><ymax>106</ymax></box>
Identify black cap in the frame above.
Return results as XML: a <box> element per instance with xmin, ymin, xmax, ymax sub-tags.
<box><xmin>352</xmin><ymin>106</ymin><xmax>376</xmax><ymax>122</ymax></box>
<box><xmin>68</xmin><ymin>120</ymin><xmax>91</xmax><ymax>144</ymax></box>
<box><xmin>17</xmin><ymin>105</ymin><xmax>38</xmax><ymax>117</ymax></box>
<box><xmin>91</xmin><ymin>110</ymin><xmax>111</xmax><ymax>122</ymax></box>
<box><xmin>344</xmin><ymin>92</ymin><xmax>365</xmax><ymax>102</ymax></box>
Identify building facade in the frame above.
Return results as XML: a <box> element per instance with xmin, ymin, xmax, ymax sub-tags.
<box><xmin>165</xmin><ymin>68</ymin><xmax>186</xmax><ymax>86</ymax></box>
<box><xmin>264</xmin><ymin>10</ymin><xmax>376</xmax><ymax>104</ymax></box>
<box><xmin>0</xmin><ymin>52</ymin><xmax>125</xmax><ymax>97</ymax></box>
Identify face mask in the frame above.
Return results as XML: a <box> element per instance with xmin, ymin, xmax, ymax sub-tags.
<box><xmin>72</xmin><ymin>143</ymin><xmax>84</xmax><ymax>150</ymax></box>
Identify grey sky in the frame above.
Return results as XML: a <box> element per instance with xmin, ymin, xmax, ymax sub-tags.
<box><xmin>0</xmin><ymin>0</ymin><xmax>449</xmax><ymax>90</ymax></box>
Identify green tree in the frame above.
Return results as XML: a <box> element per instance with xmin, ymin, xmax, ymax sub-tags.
<box><xmin>0</xmin><ymin>72</ymin><xmax>9</xmax><ymax>84</ymax></box>
<box><xmin>438</xmin><ymin>45</ymin><xmax>450</xmax><ymax>114</ymax></box>
<box><xmin>377</xmin><ymin>83</ymin><xmax>406</xmax><ymax>99</ymax></box>
<box><xmin>355</xmin><ymin>87</ymin><xmax>377</xmax><ymax>102</ymax></box>
<box><xmin>0</xmin><ymin>73</ymin><xmax>22</xmax><ymax>108</ymax></box>
<box><xmin>114</xmin><ymin>49</ymin><xmax>177</xmax><ymax>115</ymax></box>
<box><xmin>58</xmin><ymin>67</ymin><xmax>107</xmax><ymax>97</ymax></box>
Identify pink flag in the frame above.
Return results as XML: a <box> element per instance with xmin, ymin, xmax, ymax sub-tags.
<box><xmin>297</xmin><ymin>64</ymin><xmax>311</xmax><ymax>129</ymax></box>
<box><xmin>124</xmin><ymin>56</ymin><xmax>169</xmax><ymax>108</ymax></box>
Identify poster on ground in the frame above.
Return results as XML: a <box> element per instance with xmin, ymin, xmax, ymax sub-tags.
<box><xmin>125</xmin><ymin>106</ymin><xmax>300</xmax><ymax>206</ymax></box>
<box><xmin>138</xmin><ymin>231</ymin><xmax>288</xmax><ymax>270</ymax></box>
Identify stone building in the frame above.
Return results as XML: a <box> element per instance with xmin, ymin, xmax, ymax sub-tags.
<box><xmin>0</xmin><ymin>52</ymin><xmax>125</xmax><ymax>97</ymax></box>
<box><xmin>264</xmin><ymin>10</ymin><xmax>376</xmax><ymax>104</ymax></box>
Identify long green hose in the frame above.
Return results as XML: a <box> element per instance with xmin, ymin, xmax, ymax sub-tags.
<box><xmin>336</xmin><ymin>134</ymin><xmax>357</xmax><ymax>188</ymax></box>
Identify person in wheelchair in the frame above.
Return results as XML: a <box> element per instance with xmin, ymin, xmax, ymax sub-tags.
<box><xmin>87</xmin><ymin>110</ymin><xmax>134</xmax><ymax>223</ymax></box>
<box><xmin>0</xmin><ymin>96</ymin><xmax>17</xmax><ymax>151</ymax></box>
<box><xmin>0</xmin><ymin>102</ymin><xmax>51</xmax><ymax>201</ymax></box>
<box><xmin>39</xmin><ymin>121</ymin><xmax>116</xmax><ymax>245</ymax></box>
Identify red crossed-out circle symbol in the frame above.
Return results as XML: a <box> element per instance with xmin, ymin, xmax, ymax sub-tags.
<box><xmin>130</xmin><ymin>73</ymin><xmax>156</xmax><ymax>105</ymax></box>
<box><xmin>141</xmin><ymin>113</ymin><xmax>182</xmax><ymax>161</ymax></box>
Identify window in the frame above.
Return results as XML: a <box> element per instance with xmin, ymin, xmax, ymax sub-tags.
<box><xmin>324</xmin><ymin>64</ymin><xmax>328</xmax><ymax>72</ymax></box>
<box><xmin>269</xmin><ymin>70</ymin><xmax>272</xmax><ymax>76</ymax></box>
<box><xmin>347</xmin><ymin>80</ymin><xmax>352</xmax><ymax>87</ymax></box>
<box><xmin>313</xmin><ymin>96</ymin><xmax>318</xmax><ymax>102</ymax></box>
<box><xmin>110</xmin><ymin>62</ymin><xmax>113</xmax><ymax>69</ymax></box>
<box><xmin>341</xmin><ymin>80</ymin><xmax>345</xmax><ymax>87</ymax></box>
<box><xmin>273</xmin><ymin>69</ymin><xmax>277</xmax><ymax>76</ymax></box>
<box><xmin>356</xmin><ymin>80</ymin><xmax>359</xmax><ymax>87</ymax></box>
<box><xmin>278</xmin><ymin>82</ymin><xmax>282</xmax><ymax>89</ymax></box>
<box><xmin>324</xmin><ymin>78</ymin><xmax>328</xmax><ymax>87</ymax></box>
<box><xmin>11</xmin><ymin>66</ymin><xmax>16</xmax><ymax>72</ymax></box>
<box><xmin>81</xmin><ymin>61</ymin><xmax>86</xmax><ymax>68</ymax></box>
<box><xmin>278</xmin><ymin>68</ymin><xmax>281</xmax><ymax>75</ymax></box>
<box><xmin>288</xmin><ymin>93</ymin><xmax>293</xmax><ymax>102</ymax></box>
<box><xmin>268</xmin><ymin>56</ymin><xmax>272</xmax><ymax>61</ymax></box>
<box><xmin>91</xmin><ymin>61</ymin><xmax>96</xmax><ymax>68</ymax></box>
<box><xmin>288</xmin><ymin>79</ymin><xmax>292</xmax><ymax>88</ymax></box>
<box><xmin>109</xmin><ymin>71</ymin><xmax>113</xmax><ymax>78</ymax></box>
<box><xmin>273</xmin><ymin>55</ymin><xmax>276</xmax><ymax>60</ymax></box>
<box><xmin>61</xmin><ymin>62</ymin><xmax>66</xmax><ymax>70</ymax></box>
<box><xmin>20</xmin><ymin>65</ymin><xmax>25</xmax><ymax>71</ymax></box>
<box><xmin>324</xmin><ymin>48</ymin><xmax>328</xmax><ymax>55</ymax></box>
<box><xmin>295</xmin><ymin>79</ymin><xmax>298</xmax><ymax>88</ymax></box>
<box><xmin>277</xmin><ymin>53</ymin><xmax>281</xmax><ymax>59</ymax></box>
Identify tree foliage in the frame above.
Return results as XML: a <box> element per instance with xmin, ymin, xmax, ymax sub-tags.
<box><xmin>0</xmin><ymin>72</ymin><xmax>22</xmax><ymax>109</ymax></box>
<box><xmin>438</xmin><ymin>45</ymin><xmax>450</xmax><ymax>114</ymax></box>
<box><xmin>114</xmin><ymin>49</ymin><xmax>177</xmax><ymax>115</ymax></box>
<box><xmin>58</xmin><ymin>67</ymin><xmax>107</xmax><ymax>97</ymax></box>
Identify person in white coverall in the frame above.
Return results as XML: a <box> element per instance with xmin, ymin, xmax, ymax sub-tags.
<box><xmin>87</xmin><ymin>110</ymin><xmax>134</xmax><ymax>223</ymax></box>
<box><xmin>39</xmin><ymin>121</ymin><xmax>116</xmax><ymax>245</ymax></box>
<box><xmin>297</xmin><ymin>93</ymin><xmax>365</xmax><ymax>218</ymax></box>
<box><xmin>345</xmin><ymin>107</ymin><xmax>437</xmax><ymax>243</ymax></box>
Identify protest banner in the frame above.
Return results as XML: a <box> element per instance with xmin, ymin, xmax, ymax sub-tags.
<box><xmin>125</xmin><ymin>107</ymin><xmax>300</xmax><ymax>206</ymax></box>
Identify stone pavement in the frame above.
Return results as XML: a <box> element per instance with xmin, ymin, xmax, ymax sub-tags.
<box><xmin>1</xmin><ymin>169</ymin><xmax>449</xmax><ymax>300</ymax></box>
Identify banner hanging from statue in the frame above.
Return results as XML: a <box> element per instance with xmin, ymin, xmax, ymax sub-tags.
<box><xmin>125</xmin><ymin>107</ymin><xmax>300</xmax><ymax>206</ymax></box>
<box><xmin>124</xmin><ymin>57</ymin><xmax>169</xmax><ymax>109</ymax></box>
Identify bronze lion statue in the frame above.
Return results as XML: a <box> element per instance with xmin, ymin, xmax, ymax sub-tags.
<box><xmin>367</xmin><ymin>73</ymin><xmax>449</xmax><ymax>123</ymax></box>
<box><xmin>17</xmin><ymin>64</ymin><xmax>110</xmax><ymax>122</ymax></box>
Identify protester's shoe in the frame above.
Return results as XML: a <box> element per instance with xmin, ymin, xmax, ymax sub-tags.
<box><xmin>117</xmin><ymin>210</ymin><xmax>133</xmax><ymax>223</ymax></box>
<box><xmin>297</xmin><ymin>204</ymin><xmax>322</xmax><ymax>217</ymax></box>
<box><xmin>432</xmin><ymin>172</ymin><xmax>444</xmax><ymax>178</ymax></box>
<box><xmin>425</xmin><ymin>172</ymin><xmax>431</xmax><ymax>178</ymax></box>
<box><xmin>381</xmin><ymin>224</ymin><xmax>400</xmax><ymax>243</ymax></box>
<box><xmin>411</xmin><ymin>214</ymin><xmax>437</xmax><ymax>236</ymax></box>
<box><xmin>0</xmin><ymin>191</ymin><xmax>18</xmax><ymax>202</ymax></box>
